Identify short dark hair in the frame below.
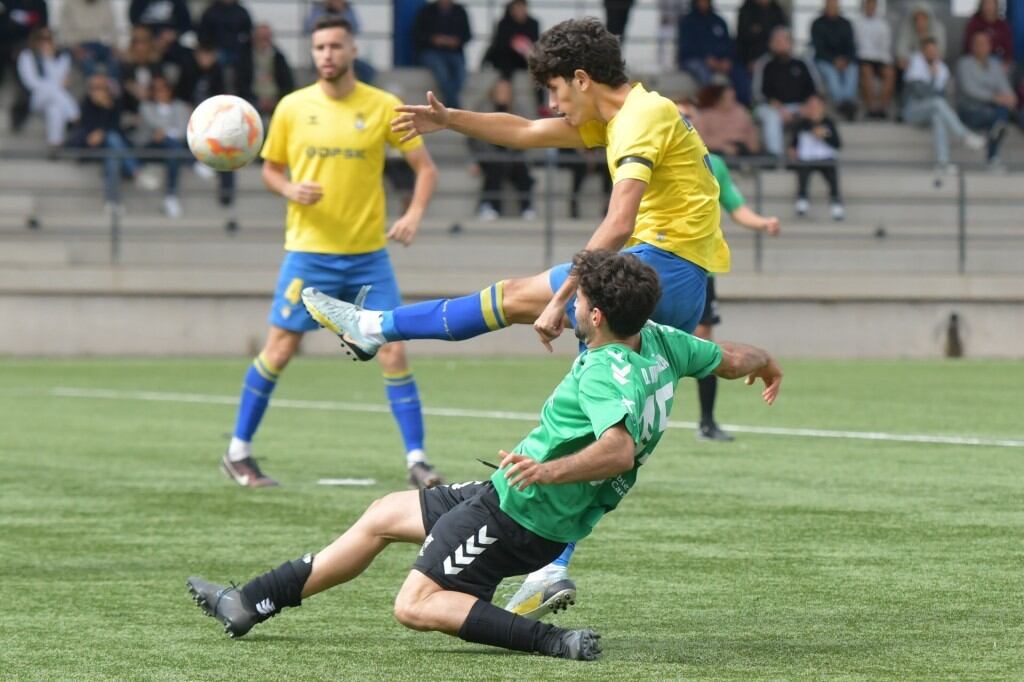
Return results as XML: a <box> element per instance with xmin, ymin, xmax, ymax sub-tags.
<box><xmin>528</xmin><ymin>18</ymin><xmax>628</xmax><ymax>88</ymax></box>
<box><xmin>313</xmin><ymin>15</ymin><xmax>353</xmax><ymax>34</ymax></box>
<box><xmin>921</xmin><ymin>36</ymin><xmax>938</xmax><ymax>48</ymax></box>
<box><xmin>572</xmin><ymin>250</ymin><xmax>661</xmax><ymax>338</ymax></box>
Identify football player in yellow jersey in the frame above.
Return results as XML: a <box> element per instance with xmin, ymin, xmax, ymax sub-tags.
<box><xmin>301</xmin><ymin>17</ymin><xmax>729</xmax><ymax>613</ymax></box>
<box><xmin>221</xmin><ymin>16</ymin><xmax>445</xmax><ymax>490</ymax></box>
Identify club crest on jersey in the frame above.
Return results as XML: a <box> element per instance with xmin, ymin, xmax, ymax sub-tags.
<box><xmin>354</xmin><ymin>113</ymin><xmax>365</xmax><ymax>130</ymax></box>
<box><xmin>307</xmin><ymin>114</ymin><xmax>318</xmax><ymax>125</ymax></box>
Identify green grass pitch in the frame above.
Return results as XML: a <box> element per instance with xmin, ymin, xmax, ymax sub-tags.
<box><xmin>1</xmin><ymin>357</ymin><xmax>1022</xmax><ymax>680</ymax></box>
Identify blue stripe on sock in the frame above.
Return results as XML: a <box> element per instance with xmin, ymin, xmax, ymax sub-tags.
<box><xmin>489</xmin><ymin>285</ymin><xmax>505</xmax><ymax>330</ymax></box>
<box><xmin>552</xmin><ymin>542</ymin><xmax>576</xmax><ymax>567</ymax></box>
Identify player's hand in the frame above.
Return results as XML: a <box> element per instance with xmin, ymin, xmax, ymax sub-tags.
<box><xmin>392</xmin><ymin>91</ymin><xmax>450</xmax><ymax>143</ymax></box>
<box><xmin>533</xmin><ymin>301</ymin><xmax>566</xmax><ymax>352</ymax></box>
<box><xmin>286</xmin><ymin>181</ymin><xmax>323</xmax><ymax>205</ymax></box>
<box><xmin>499</xmin><ymin>450</ymin><xmax>550</xmax><ymax>491</ymax></box>
<box><xmin>387</xmin><ymin>210</ymin><xmax>421</xmax><ymax>246</ymax></box>
<box><xmin>763</xmin><ymin>216</ymin><xmax>780</xmax><ymax>236</ymax></box>
<box><xmin>745</xmin><ymin>358</ymin><xmax>782</xmax><ymax>406</ymax></box>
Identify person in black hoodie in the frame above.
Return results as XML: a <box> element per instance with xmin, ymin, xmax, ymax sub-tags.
<box><xmin>129</xmin><ymin>0</ymin><xmax>191</xmax><ymax>37</ymax></box>
<box><xmin>788</xmin><ymin>94</ymin><xmax>844</xmax><ymax>220</ymax></box>
<box><xmin>413</xmin><ymin>0</ymin><xmax>472</xmax><ymax>108</ymax></box>
<box><xmin>811</xmin><ymin>0</ymin><xmax>858</xmax><ymax>120</ymax></box>
<box><xmin>469</xmin><ymin>79</ymin><xmax>535</xmax><ymax>220</ymax></box>
<box><xmin>754</xmin><ymin>26</ymin><xmax>818</xmax><ymax>157</ymax></box>
<box><xmin>198</xmin><ymin>0</ymin><xmax>252</xmax><ymax>92</ymax></box>
<box><xmin>736</xmin><ymin>0</ymin><xmax>787</xmax><ymax>68</ymax></box>
<box><xmin>483</xmin><ymin>0</ymin><xmax>539</xmax><ymax>81</ymax></box>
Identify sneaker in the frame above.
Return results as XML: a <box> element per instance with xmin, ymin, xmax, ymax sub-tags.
<box><xmin>520</xmin><ymin>207</ymin><xmax>537</xmax><ymax>221</ymax></box>
<box><xmin>963</xmin><ymin>131</ymin><xmax>986</xmax><ymax>152</ymax></box>
<box><xmin>830</xmin><ymin>201</ymin><xmax>845</xmax><ymax>221</ymax></box>
<box><xmin>505</xmin><ymin>568</ymin><xmax>577</xmax><ymax>619</ymax></box>
<box><xmin>220</xmin><ymin>453</ymin><xmax>279</xmax><ymax>488</ymax></box>
<box><xmin>163</xmin><ymin>195</ymin><xmax>182</xmax><ymax>218</ymax></box>
<box><xmin>794</xmin><ymin>198</ymin><xmax>809</xmax><ymax>216</ymax></box>
<box><xmin>301</xmin><ymin>286</ymin><xmax>381</xmax><ymax>361</ymax></box>
<box><xmin>697</xmin><ymin>422</ymin><xmax>735</xmax><ymax>442</ymax></box>
<box><xmin>555</xmin><ymin>628</ymin><xmax>602</xmax><ymax>661</ymax></box>
<box><xmin>476</xmin><ymin>203</ymin><xmax>499</xmax><ymax>221</ymax></box>
<box><xmin>193</xmin><ymin>161</ymin><xmax>216</xmax><ymax>181</ymax></box>
<box><xmin>135</xmin><ymin>168</ymin><xmax>161</xmax><ymax>192</ymax></box>
<box><xmin>407</xmin><ymin>462</ymin><xmax>444</xmax><ymax>489</ymax></box>
<box><xmin>186</xmin><ymin>577</ymin><xmax>259</xmax><ymax>638</ymax></box>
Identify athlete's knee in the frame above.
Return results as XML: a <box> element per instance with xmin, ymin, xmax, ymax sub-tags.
<box><xmin>375</xmin><ymin>342</ymin><xmax>409</xmax><ymax>373</ymax></box>
<box><xmin>393</xmin><ymin>587</ymin><xmax>433</xmax><ymax>631</ymax></box>
<box><xmin>263</xmin><ymin>329</ymin><xmax>301</xmax><ymax>370</ymax></box>
<box><xmin>500</xmin><ymin>275</ymin><xmax>549</xmax><ymax>323</ymax></box>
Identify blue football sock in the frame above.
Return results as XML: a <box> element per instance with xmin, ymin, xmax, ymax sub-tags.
<box><xmin>384</xmin><ymin>371</ymin><xmax>425</xmax><ymax>455</ymax></box>
<box><xmin>381</xmin><ymin>282</ymin><xmax>508</xmax><ymax>342</ymax></box>
<box><xmin>553</xmin><ymin>542</ymin><xmax>576</xmax><ymax>568</ymax></box>
<box><xmin>233</xmin><ymin>352</ymin><xmax>281</xmax><ymax>443</ymax></box>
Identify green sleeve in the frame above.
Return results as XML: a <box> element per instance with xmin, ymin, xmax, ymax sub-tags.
<box><xmin>709</xmin><ymin>153</ymin><xmax>745</xmax><ymax>214</ymax></box>
<box><xmin>654</xmin><ymin>324</ymin><xmax>723</xmax><ymax>380</ymax></box>
<box><xmin>577</xmin><ymin>365</ymin><xmax>641</xmax><ymax>444</ymax></box>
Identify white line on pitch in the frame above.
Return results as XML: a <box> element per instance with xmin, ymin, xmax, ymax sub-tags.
<box><xmin>35</xmin><ymin>386</ymin><xmax>1024</xmax><ymax>449</ymax></box>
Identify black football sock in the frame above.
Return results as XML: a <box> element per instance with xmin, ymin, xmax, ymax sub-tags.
<box><xmin>458</xmin><ymin>599</ymin><xmax>567</xmax><ymax>656</ymax></box>
<box><xmin>240</xmin><ymin>553</ymin><xmax>314</xmax><ymax>621</ymax></box>
<box><xmin>698</xmin><ymin>374</ymin><xmax>717</xmax><ymax>427</ymax></box>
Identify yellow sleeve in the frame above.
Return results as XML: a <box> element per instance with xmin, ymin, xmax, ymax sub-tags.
<box><xmin>607</xmin><ymin>102</ymin><xmax>675</xmax><ymax>184</ymax></box>
<box><xmin>578</xmin><ymin>119</ymin><xmax>606</xmax><ymax>148</ymax></box>
<box><xmin>384</xmin><ymin>93</ymin><xmax>425</xmax><ymax>154</ymax></box>
<box><xmin>260</xmin><ymin>97</ymin><xmax>290</xmax><ymax>165</ymax></box>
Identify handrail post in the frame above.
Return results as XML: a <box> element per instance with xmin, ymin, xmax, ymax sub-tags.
<box><xmin>110</xmin><ymin>146</ymin><xmax>122</xmax><ymax>264</ymax></box>
<box><xmin>957</xmin><ymin>165</ymin><xmax>966</xmax><ymax>274</ymax></box>
<box><xmin>753</xmin><ymin>164</ymin><xmax>764</xmax><ymax>273</ymax></box>
<box><xmin>543</xmin><ymin>148</ymin><xmax>556</xmax><ymax>269</ymax></box>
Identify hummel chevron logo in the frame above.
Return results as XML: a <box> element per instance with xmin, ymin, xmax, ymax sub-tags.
<box><xmin>255</xmin><ymin>598</ymin><xmax>276</xmax><ymax>615</ymax></box>
<box><xmin>443</xmin><ymin>525</ymin><xmax>498</xmax><ymax>575</ymax></box>
<box><xmin>612</xmin><ymin>363</ymin><xmax>631</xmax><ymax>385</ymax></box>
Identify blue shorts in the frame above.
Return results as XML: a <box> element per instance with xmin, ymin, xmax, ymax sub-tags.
<box><xmin>548</xmin><ymin>243</ymin><xmax>708</xmax><ymax>333</ymax></box>
<box><xmin>269</xmin><ymin>249</ymin><xmax>403</xmax><ymax>332</ymax></box>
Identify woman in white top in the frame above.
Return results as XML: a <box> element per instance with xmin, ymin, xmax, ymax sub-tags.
<box><xmin>853</xmin><ymin>0</ymin><xmax>895</xmax><ymax>118</ymax></box>
<box><xmin>16</xmin><ymin>27</ymin><xmax>80</xmax><ymax>150</ymax></box>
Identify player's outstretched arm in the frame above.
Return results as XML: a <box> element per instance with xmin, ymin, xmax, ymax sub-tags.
<box><xmin>714</xmin><ymin>341</ymin><xmax>783</xmax><ymax>405</ymax></box>
<box><xmin>498</xmin><ymin>424</ymin><xmax>634</xmax><ymax>491</ymax></box>
<box><xmin>730</xmin><ymin>205</ymin><xmax>780</xmax><ymax>236</ymax></box>
<box><xmin>392</xmin><ymin>91</ymin><xmax>585</xmax><ymax>149</ymax></box>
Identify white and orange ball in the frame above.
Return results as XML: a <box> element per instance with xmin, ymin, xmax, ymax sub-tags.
<box><xmin>187</xmin><ymin>95</ymin><xmax>264</xmax><ymax>171</ymax></box>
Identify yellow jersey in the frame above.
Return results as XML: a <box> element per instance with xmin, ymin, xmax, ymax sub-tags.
<box><xmin>578</xmin><ymin>83</ymin><xmax>730</xmax><ymax>273</ymax></box>
<box><xmin>261</xmin><ymin>82</ymin><xmax>423</xmax><ymax>255</ymax></box>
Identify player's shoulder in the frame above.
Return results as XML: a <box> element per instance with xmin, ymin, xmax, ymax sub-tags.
<box><xmin>624</xmin><ymin>85</ymin><xmax>681</xmax><ymax>123</ymax></box>
<box><xmin>276</xmin><ymin>84</ymin><xmax>320</xmax><ymax>111</ymax></box>
<box><xmin>353</xmin><ymin>81</ymin><xmax>404</xmax><ymax>109</ymax></box>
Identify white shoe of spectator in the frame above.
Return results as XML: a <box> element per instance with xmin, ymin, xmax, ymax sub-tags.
<box><xmin>476</xmin><ymin>204</ymin><xmax>499</xmax><ymax>221</ymax></box>
<box><xmin>963</xmin><ymin>131</ymin><xmax>985</xmax><ymax>152</ymax></box>
<box><xmin>794</xmin><ymin>198</ymin><xmax>809</xmax><ymax>216</ymax></box>
<box><xmin>163</xmin><ymin>195</ymin><xmax>183</xmax><ymax>218</ymax></box>
<box><xmin>135</xmin><ymin>168</ymin><xmax>161</xmax><ymax>192</ymax></box>
<box><xmin>830</xmin><ymin>202</ymin><xmax>845</xmax><ymax>221</ymax></box>
<box><xmin>193</xmin><ymin>161</ymin><xmax>217</xmax><ymax>181</ymax></box>
<box><xmin>986</xmin><ymin>156</ymin><xmax>1006</xmax><ymax>174</ymax></box>
<box><xmin>521</xmin><ymin>207</ymin><xmax>537</xmax><ymax>221</ymax></box>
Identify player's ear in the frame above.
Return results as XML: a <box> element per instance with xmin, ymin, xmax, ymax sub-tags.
<box><xmin>573</xmin><ymin>69</ymin><xmax>590</xmax><ymax>92</ymax></box>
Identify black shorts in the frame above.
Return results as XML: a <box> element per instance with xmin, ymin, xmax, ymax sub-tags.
<box><xmin>413</xmin><ymin>481</ymin><xmax>567</xmax><ymax>601</ymax></box>
<box><xmin>860</xmin><ymin>59</ymin><xmax>891</xmax><ymax>76</ymax></box>
<box><xmin>699</xmin><ymin>276</ymin><xmax>721</xmax><ymax>326</ymax></box>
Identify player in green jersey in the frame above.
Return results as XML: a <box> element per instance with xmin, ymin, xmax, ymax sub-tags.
<box><xmin>186</xmin><ymin>250</ymin><xmax>782</xmax><ymax>661</ymax></box>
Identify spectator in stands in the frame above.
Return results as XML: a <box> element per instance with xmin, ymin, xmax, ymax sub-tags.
<box><xmin>198</xmin><ymin>0</ymin><xmax>253</xmax><ymax>90</ymax></box>
<box><xmin>303</xmin><ymin>0</ymin><xmax>375</xmax><ymax>83</ymax></box>
<box><xmin>178</xmin><ymin>42</ymin><xmax>237</xmax><ymax>209</ymax></box>
<box><xmin>788</xmin><ymin>94</ymin><xmax>843</xmax><ymax>220</ymax></box>
<box><xmin>559</xmin><ymin>147</ymin><xmax>612</xmax><ymax>219</ymax></box>
<box><xmin>139</xmin><ymin>73</ymin><xmax>191</xmax><ymax>218</ymax></box>
<box><xmin>956</xmin><ymin>31</ymin><xmax>1018</xmax><ymax>166</ymax></box>
<box><xmin>754</xmin><ymin>27</ymin><xmax>818</xmax><ymax>158</ymax></box>
<box><xmin>119</xmin><ymin>26</ymin><xmax>162</xmax><ymax>113</ymax></box>
<box><xmin>811</xmin><ymin>0</ymin><xmax>858</xmax><ymax>120</ymax></box>
<box><xmin>902</xmin><ymin>38</ymin><xmax>985</xmax><ymax>173</ymax></box>
<box><xmin>853</xmin><ymin>0</ymin><xmax>895</xmax><ymax>119</ymax></box>
<box><xmin>469</xmin><ymin>79</ymin><xmax>535</xmax><ymax>221</ymax></box>
<box><xmin>963</xmin><ymin>0</ymin><xmax>1014</xmax><ymax>66</ymax></box>
<box><xmin>3</xmin><ymin>0</ymin><xmax>49</xmax><ymax>130</ymax></box>
<box><xmin>694</xmin><ymin>81</ymin><xmax>761</xmax><ymax>155</ymax></box>
<box><xmin>736</xmin><ymin>0</ymin><xmax>787</xmax><ymax>69</ymax></box>
<box><xmin>677</xmin><ymin>0</ymin><xmax>750</xmax><ymax>104</ymax></box>
<box><xmin>895</xmin><ymin>2</ymin><xmax>945</xmax><ymax>71</ymax></box>
<box><xmin>482</xmin><ymin>0</ymin><xmax>539</xmax><ymax>82</ymax></box>
<box><xmin>67</xmin><ymin>73</ymin><xmax>158</xmax><ymax>212</ymax></box>
<box><xmin>657</xmin><ymin>0</ymin><xmax>685</xmax><ymax>70</ymax></box>
<box><xmin>17</xmin><ymin>27</ymin><xmax>79</xmax><ymax>153</ymax></box>
<box><xmin>413</xmin><ymin>0</ymin><xmax>472</xmax><ymax>109</ymax></box>
<box><xmin>57</xmin><ymin>0</ymin><xmax>118</xmax><ymax>78</ymax></box>
<box><xmin>129</xmin><ymin>0</ymin><xmax>192</xmax><ymax>38</ymax></box>
<box><xmin>604</xmin><ymin>0</ymin><xmax>636</xmax><ymax>42</ymax></box>
<box><xmin>242</xmin><ymin>23</ymin><xmax>294</xmax><ymax>120</ymax></box>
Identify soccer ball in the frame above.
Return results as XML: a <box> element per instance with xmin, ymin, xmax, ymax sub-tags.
<box><xmin>187</xmin><ymin>95</ymin><xmax>264</xmax><ymax>171</ymax></box>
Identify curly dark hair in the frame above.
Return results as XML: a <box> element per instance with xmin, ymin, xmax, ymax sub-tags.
<box><xmin>572</xmin><ymin>250</ymin><xmax>661</xmax><ymax>338</ymax></box>
<box><xmin>528</xmin><ymin>18</ymin><xmax>628</xmax><ymax>88</ymax></box>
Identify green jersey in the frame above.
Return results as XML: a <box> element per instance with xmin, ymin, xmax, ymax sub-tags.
<box><xmin>709</xmin><ymin>153</ymin><xmax>745</xmax><ymax>214</ymax></box>
<box><xmin>491</xmin><ymin>323</ymin><xmax>722</xmax><ymax>543</ymax></box>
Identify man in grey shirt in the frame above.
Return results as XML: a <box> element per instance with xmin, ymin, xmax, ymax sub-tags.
<box><xmin>955</xmin><ymin>31</ymin><xmax>1018</xmax><ymax>165</ymax></box>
